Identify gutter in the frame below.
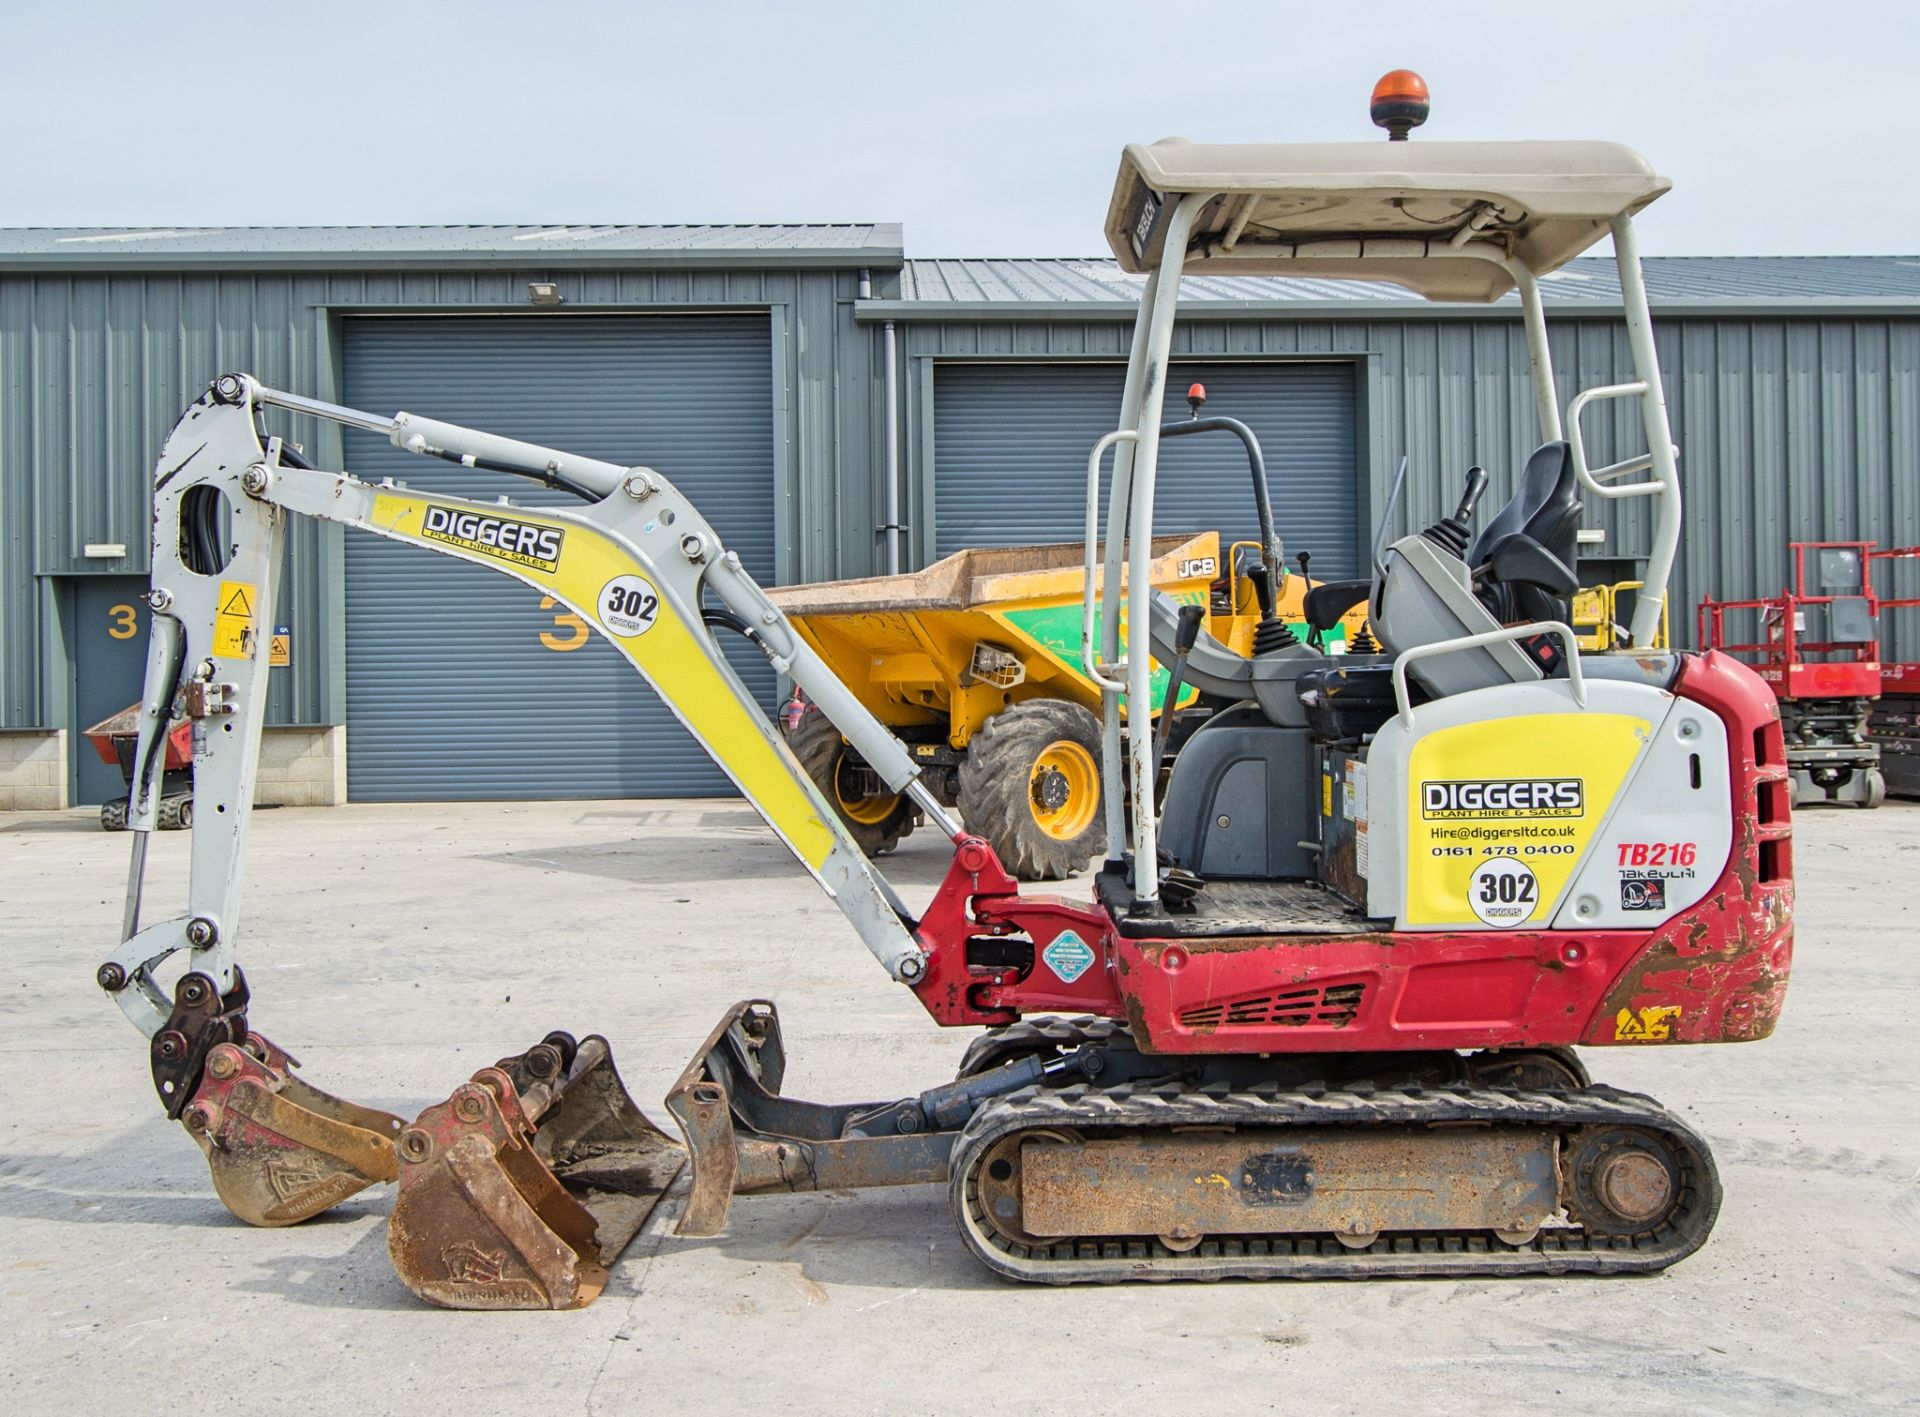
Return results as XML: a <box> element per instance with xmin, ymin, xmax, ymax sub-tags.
<box><xmin>853</xmin><ymin>296</ymin><xmax>1920</xmax><ymax>323</ymax></box>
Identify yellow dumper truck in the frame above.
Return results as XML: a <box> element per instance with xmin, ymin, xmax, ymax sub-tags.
<box><xmin>769</xmin><ymin>531</ymin><xmax>1358</xmax><ymax>877</ymax></box>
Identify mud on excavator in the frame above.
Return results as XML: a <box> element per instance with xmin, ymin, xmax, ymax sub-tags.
<box><xmin>98</xmin><ymin>77</ymin><xmax>1793</xmax><ymax>1309</ymax></box>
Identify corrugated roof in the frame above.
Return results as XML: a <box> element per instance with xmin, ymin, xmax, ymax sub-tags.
<box><xmin>0</xmin><ymin>223</ymin><xmax>903</xmax><ymax>269</ymax></box>
<box><xmin>896</xmin><ymin>255</ymin><xmax>1920</xmax><ymax>308</ymax></box>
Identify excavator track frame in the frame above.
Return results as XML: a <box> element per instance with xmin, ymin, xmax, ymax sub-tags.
<box><xmin>949</xmin><ymin>1080</ymin><xmax>1719</xmax><ymax>1283</ymax></box>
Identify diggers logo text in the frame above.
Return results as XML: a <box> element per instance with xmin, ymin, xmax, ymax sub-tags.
<box><xmin>1421</xmin><ymin>778</ymin><xmax>1584</xmax><ymax>819</ymax></box>
<box><xmin>421</xmin><ymin>506</ymin><xmax>566</xmax><ymax>572</ymax></box>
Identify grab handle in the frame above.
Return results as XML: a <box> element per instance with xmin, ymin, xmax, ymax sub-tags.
<box><xmin>1081</xmin><ymin>429</ymin><xmax>1139</xmax><ymax>692</ymax></box>
<box><xmin>1391</xmin><ymin>621</ymin><xmax>1586</xmax><ymax>726</ymax></box>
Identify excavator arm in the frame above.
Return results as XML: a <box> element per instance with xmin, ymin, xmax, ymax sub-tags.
<box><xmin>92</xmin><ymin>374</ymin><xmax>985</xmax><ymax>1286</ymax></box>
<box><xmin>103</xmin><ymin>374</ymin><xmax>945</xmax><ymax>1034</ymax></box>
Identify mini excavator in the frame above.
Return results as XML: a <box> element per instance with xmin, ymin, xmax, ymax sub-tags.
<box><xmin>98</xmin><ymin>77</ymin><xmax>1794</xmax><ymax>1309</ymax></box>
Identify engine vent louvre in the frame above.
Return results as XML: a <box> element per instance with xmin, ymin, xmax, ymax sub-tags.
<box><xmin>1179</xmin><ymin>982</ymin><xmax>1366</xmax><ymax>1031</ymax></box>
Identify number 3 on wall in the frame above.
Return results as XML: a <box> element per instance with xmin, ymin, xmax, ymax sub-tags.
<box><xmin>538</xmin><ymin>595</ymin><xmax>589</xmax><ymax>652</ymax></box>
<box><xmin>107</xmin><ymin>603</ymin><xmax>139</xmax><ymax>640</ymax></box>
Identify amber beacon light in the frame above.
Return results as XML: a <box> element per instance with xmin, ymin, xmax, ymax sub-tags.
<box><xmin>1369</xmin><ymin>69</ymin><xmax>1430</xmax><ymax>140</ymax></box>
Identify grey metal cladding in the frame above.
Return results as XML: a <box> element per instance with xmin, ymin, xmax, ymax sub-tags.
<box><xmin>339</xmin><ymin>313</ymin><xmax>777</xmax><ymax>801</ymax></box>
<box><xmin>0</xmin><ymin>262</ymin><xmax>871</xmax><ymax>731</ymax></box>
<box><xmin>4</xmin><ymin>245</ymin><xmax>1920</xmax><ymax>738</ymax></box>
<box><xmin>931</xmin><ymin>360</ymin><xmax>1361</xmax><ymax>579</ymax></box>
<box><xmin>896</xmin><ymin>311</ymin><xmax>1920</xmax><ymax>664</ymax></box>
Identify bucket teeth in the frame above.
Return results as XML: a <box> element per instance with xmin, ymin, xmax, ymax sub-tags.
<box><xmin>387</xmin><ymin>1033</ymin><xmax>686</xmax><ymax>1311</ymax></box>
<box><xmin>180</xmin><ymin>1033</ymin><xmax>404</xmax><ymax>1227</ymax></box>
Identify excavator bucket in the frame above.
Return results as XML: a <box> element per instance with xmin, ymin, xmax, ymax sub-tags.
<box><xmin>177</xmin><ymin>1032</ymin><xmax>405</xmax><ymax>1227</ymax></box>
<box><xmin>387</xmin><ymin>1032</ymin><xmax>685</xmax><ymax>1310</ymax></box>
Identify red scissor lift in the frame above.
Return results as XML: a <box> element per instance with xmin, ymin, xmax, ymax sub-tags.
<box><xmin>1699</xmin><ymin>541</ymin><xmax>1920</xmax><ymax>806</ymax></box>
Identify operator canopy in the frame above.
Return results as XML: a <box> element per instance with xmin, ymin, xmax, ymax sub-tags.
<box><xmin>1106</xmin><ymin>139</ymin><xmax>1670</xmax><ymax>302</ymax></box>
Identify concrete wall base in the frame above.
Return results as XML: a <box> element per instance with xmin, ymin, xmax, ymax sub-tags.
<box><xmin>256</xmin><ymin>726</ymin><xmax>347</xmax><ymax>807</ymax></box>
<box><xmin>0</xmin><ymin>730</ymin><xmax>68</xmax><ymax>810</ymax></box>
<box><xmin>0</xmin><ymin>725</ymin><xmax>346</xmax><ymax>812</ymax></box>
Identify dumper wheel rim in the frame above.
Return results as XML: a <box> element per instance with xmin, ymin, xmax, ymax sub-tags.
<box><xmin>958</xmin><ymin>699</ymin><xmax>1105</xmax><ymax>881</ymax></box>
<box><xmin>1030</xmin><ymin>740</ymin><xmax>1098</xmax><ymax>841</ymax></box>
<box><xmin>787</xmin><ymin>708</ymin><xmax>916</xmax><ymax>856</ymax></box>
<box><xmin>834</xmin><ymin>757</ymin><xmax>901</xmax><ymax>826</ymax></box>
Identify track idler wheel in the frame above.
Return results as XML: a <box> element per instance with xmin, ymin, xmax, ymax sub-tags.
<box><xmin>387</xmin><ymin>1033</ymin><xmax>686</xmax><ymax>1311</ymax></box>
<box><xmin>1563</xmin><ymin>1126</ymin><xmax>1686</xmax><ymax>1238</ymax></box>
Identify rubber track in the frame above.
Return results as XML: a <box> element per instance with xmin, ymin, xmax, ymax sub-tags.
<box><xmin>949</xmin><ymin>1080</ymin><xmax>1721</xmax><ymax>1284</ymax></box>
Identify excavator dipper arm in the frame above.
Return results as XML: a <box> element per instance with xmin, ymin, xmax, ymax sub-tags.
<box><xmin>102</xmin><ymin>375</ymin><xmax>939</xmax><ymax>1018</ymax></box>
<box><xmin>94</xmin><ymin>374</ymin><xmax>969</xmax><ymax>1264</ymax></box>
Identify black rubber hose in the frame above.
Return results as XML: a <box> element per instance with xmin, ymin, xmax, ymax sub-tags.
<box><xmin>701</xmin><ymin>607</ymin><xmax>764</xmax><ymax>649</ymax></box>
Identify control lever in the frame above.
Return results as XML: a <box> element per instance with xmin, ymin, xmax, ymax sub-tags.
<box><xmin>1152</xmin><ymin>603</ymin><xmax>1206</xmax><ymax>774</ymax></box>
<box><xmin>1419</xmin><ymin>465</ymin><xmax>1488</xmax><ymax>561</ymax></box>
<box><xmin>1294</xmin><ymin>551</ymin><xmax>1318</xmax><ymax>648</ymax></box>
<box><xmin>1245</xmin><ymin>562</ymin><xmax>1277</xmax><ymax>621</ymax></box>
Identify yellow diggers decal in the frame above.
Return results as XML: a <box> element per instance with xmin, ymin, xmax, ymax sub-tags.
<box><xmin>370</xmin><ymin>493</ymin><xmax>838</xmax><ymax>874</ymax></box>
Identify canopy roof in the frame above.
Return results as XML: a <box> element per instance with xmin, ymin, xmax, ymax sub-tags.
<box><xmin>1105</xmin><ymin>139</ymin><xmax>1669</xmax><ymax>303</ymax></box>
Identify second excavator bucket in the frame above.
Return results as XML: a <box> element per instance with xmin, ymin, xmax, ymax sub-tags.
<box><xmin>387</xmin><ymin>1032</ymin><xmax>685</xmax><ymax>1310</ymax></box>
<box><xmin>179</xmin><ymin>1033</ymin><xmax>405</xmax><ymax>1227</ymax></box>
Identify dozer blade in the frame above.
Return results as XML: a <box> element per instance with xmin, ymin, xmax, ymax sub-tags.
<box><xmin>387</xmin><ymin>1032</ymin><xmax>685</xmax><ymax>1311</ymax></box>
<box><xmin>663</xmin><ymin>1000</ymin><xmax>956</xmax><ymax>1239</ymax></box>
<box><xmin>179</xmin><ymin>1033</ymin><xmax>404</xmax><ymax>1226</ymax></box>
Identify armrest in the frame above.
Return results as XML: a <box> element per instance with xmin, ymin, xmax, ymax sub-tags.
<box><xmin>1303</xmin><ymin>579</ymin><xmax>1372</xmax><ymax>632</ymax></box>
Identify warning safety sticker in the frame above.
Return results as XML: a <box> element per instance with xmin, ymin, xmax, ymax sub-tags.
<box><xmin>212</xmin><ymin>580</ymin><xmax>258</xmax><ymax>659</ymax></box>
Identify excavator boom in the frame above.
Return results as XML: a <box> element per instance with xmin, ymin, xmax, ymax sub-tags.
<box><xmin>97</xmin><ymin>373</ymin><xmax>981</xmax><ymax>1295</ymax></box>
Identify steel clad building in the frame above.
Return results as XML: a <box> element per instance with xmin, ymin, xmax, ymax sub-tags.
<box><xmin>1</xmin><ymin>225</ymin><xmax>1915</xmax><ymax>808</ymax></box>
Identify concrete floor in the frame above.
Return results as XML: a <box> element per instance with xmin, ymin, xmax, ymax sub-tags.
<box><xmin>1</xmin><ymin>797</ymin><xmax>1916</xmax><ymax>1415</ymax></box>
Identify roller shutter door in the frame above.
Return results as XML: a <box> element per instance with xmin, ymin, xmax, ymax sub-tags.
<box><xmin>934</xmin><ymin>362</ymin><xmax>1360</xmax><ymax>578</ymax></box>
<box><xmin>342</xmin><ymin>315</ymin><xmax>775</xmax><ymax>800</ymax></box>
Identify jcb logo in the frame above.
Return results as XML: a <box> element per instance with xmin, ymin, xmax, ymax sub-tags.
<box><xmin>1177</xmin><ymin>557</ymin><xmax>1217</xmax><ymax>579</ymax></box>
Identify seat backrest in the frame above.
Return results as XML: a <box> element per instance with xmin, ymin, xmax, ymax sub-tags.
<box><xmin>1468</xmin><ymin>440</ymin><xmax>1580</xmax><ymax>571</ymax></box>
<box><xmin>1467</xmin><ymin>441</ymin><xmax>1582</xmax><ymax>630</ymax></box>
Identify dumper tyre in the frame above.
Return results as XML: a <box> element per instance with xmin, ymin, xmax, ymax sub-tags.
<box><xmin>959</xmin><ymin>699</ymin><xmax>1105</xmax><ymax>881</ymax></box>
<box><xmin>787</xmin><ymin>709</ymin><xmax>916</xmax><ymax>856</ymax></box>
<box><xmin>99</xmin><ymin>798</ymin><xmax>129</xmax><ymax>832</ymax></box>
<box><xmin>158</xmin><ymin>794</ymin><xmax>193</xmax><ymax>831</ymax></box>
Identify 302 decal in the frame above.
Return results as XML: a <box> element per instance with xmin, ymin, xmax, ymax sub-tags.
<box><xmin>1468</xmin><ymin>857</ymin><xmax>1537</xmax><ymax>928</ymax></box>
<box><xmin>598</xmin><ymin>574</ymin><xmax>661</xmax><ymax>638</ymax></box>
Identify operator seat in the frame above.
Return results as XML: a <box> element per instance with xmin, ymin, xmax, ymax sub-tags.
<box><xmin>1468</xmin><ymin>440</ymin><xmax>1582</xmax><ymax>628</ymax></box>
<box><xmin>1366</xmin><ymin>441</ymin><xmax>1581</xmax><ymax>700</ymax></box>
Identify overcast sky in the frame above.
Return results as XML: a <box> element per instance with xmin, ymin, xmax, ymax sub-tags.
<box><xmin>4</xmin><ymin>1</ymin><xmax>1910</xmax><ymax>258</ymax></box>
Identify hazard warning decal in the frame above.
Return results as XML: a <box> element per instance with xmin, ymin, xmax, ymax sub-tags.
<box><xmin>1614</xmin><ymin>1005</ymin><xmax>1682</xmax><ymax>1042</ymax></box>
<box><xmin>212</xmin><ymin>580</ymin><xmax>258</xmax><ymax>659</ymax></box>
<box><xmin>1041</xmin><ymin>930</ymin><xmax>1096</xmax><ymax>984</ymax></box>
